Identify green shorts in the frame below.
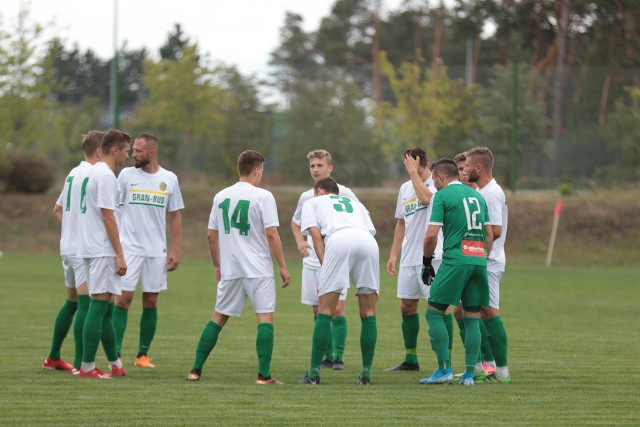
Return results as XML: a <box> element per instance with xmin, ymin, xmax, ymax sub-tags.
<box><xmin>428</xmin><ymin>263</ymin><xmax>489</xmax><ymax>308</ymax></box>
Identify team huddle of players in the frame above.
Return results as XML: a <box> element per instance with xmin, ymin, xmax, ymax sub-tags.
<box><xmin>43</xmin><ymin>132</ymin><xmax>509</xmax><ymax>386</ymax></box>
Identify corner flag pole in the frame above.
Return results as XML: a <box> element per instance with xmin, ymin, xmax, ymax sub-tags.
<box><xmin>545</xmin><ymin>199</ymin><xmax>564</xmax><ymax>267</ymax></box>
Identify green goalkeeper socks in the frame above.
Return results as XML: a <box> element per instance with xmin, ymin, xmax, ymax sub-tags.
<box><xmin>309</xmin><ymin>313</ymin><xmax>332</xmax><ymax>378</ymax></box>
<box><xmin>360</xmin><ymin>316</ymin><xmax>377</xmax><ymax>379</ymax></box>
<box><xmin>479</xmin><ymin>318</ymin><xmax>495</xmax><ymax>363</ymax></box>
<box><xmin>256</xmin><ymin>323</ymin><xmax>274</xmax><ymax>378</ymax></box>
<box><xmin>426</xmin><ymin>309</ymin><xmax>449</xmax><ymax>370</ymax></box>
<box><xmin>444</xmin><ymin>312</ymin><xmax>454</xmax><ymax>367</ymax></box>
<box><xmin>401</xmin><ymin>313</ymin><xmax>419</xmax><ymax>364</ymax></box>
<box><xmin>192</xmin><ymin>320</ymin><xmax>222</xmax><ymax>373</ymax></box>
<box><xmin>138</xmin><ymin>307</ymin><xmax>158</xmax><ymax>356</ymax></box>
<box><xmin>48</xmin><ymin>299</ymin><xmax>77</xmax><ymax>360</ymax></box>
<box><xmin>73</xmin><ymin>295</ymin><xmax>90</xmax><ymax>369</ymax></box>
<box><xmin>456</xmin><ymin>317</ymin><xmax>466</xmax><ymax>346</ymax></box>
<box><xmin>112</xmin><ymin>305</ymin><xmax>128</xmax><ymax>356</ymax></box>
<box><xmin>462</xmin><ymin>316</ymin><xmax>481</xmax><ymax>375</ymax></box>
<box><xmin>332</xmin><ymin>316</ymin><xmax>347</xmax><ymax>359</ymax></box>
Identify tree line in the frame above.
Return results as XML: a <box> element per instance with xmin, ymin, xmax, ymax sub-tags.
<box><xmin>1</xmin><ymin>1</ymin><xmax>639</xmax><ymax>192</ymax></box>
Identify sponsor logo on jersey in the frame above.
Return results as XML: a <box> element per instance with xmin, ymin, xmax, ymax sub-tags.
<box><xmin>160</xmin><ymin>182</ymin><xmax>167</xmax><ymax>191</ymax></box>
<box><xmin>461</xmin><ymin>240</ymin><xmax>485</xmax><ymax>257</ymax></box>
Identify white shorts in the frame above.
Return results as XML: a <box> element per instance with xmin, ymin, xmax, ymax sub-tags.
<box><xmin>84</xmin><ymin>257</ymin><xmax>121</xmax><ymax>296</ymax></box>
<box><xmin>319</xmin><ymin>231</ymin><xmax>379</xmax><ymax>297</ymax></box>
<box><xmin>396</xmin><ymin>258</ymin><xmax>442</xmax><ymax>300</ymax></box>
<box><xmin>487</xmin><ymin>268</ymin><xmax>504</xmax><ymax>309</ymax></box>
<box><xmin>215</xmin><ymin>276</ymin><xmax>276</xmax><ymax>317</ymax></box>
<box><xmin>301</xmin><ymin>266</ymin><xmax>347</xmax><ymax>306</ymax></box>
<box><xmin>121</xmin><ymin>255</ymin><xmax>167</xmax><ymax>293</ymax></box>
<box><xmin>61</xmin><ymin>255</ymin><xmax>87</xmax><ymax>289</ymax></box>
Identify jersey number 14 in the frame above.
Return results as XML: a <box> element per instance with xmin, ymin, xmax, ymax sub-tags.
<box><xmin>219</xmin><ymin>198</ymin><xmax>251</xmax><ymax>236</ymax></box>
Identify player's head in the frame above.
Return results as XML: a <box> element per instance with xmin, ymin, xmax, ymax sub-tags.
<box><xmin>453</xmin><ymin>151</ymin><xmax>469</xmax><ymax>184</ymax></box>
<box><xmin>237</xmin><ymin>150</ymin><xmax>265</xmax><ymax>181</ymax></box>
<box><xmin>133</xmin><ymin>133</ymin><xmax>158</xmax><ymax>169</ymax></box>
<box><xmin>430</xmin><ymin>158</ymin><xmax>458</xmax><ymax>191</ymax></box>
<box><xmin>102</xmin><ymin>129</ymin><xmax>132</xmax><ymax>167</ymax></box>
<box><xmin>465</xmin><ymin>146</ymin><xmax>493</xmax><ymax>183</ymax></box>
<box><xmin>314</xmin><ymin>177</ymin><xmax>339</xmax><ymax>196</ymax></box>
<box><xmin>82</xmin><ymin>130</ymin><xmax>104</xmax><ymax>161</ymax></box>
<box><xmin>307</xmin><ymin>149</ymin><xmax>333</xmax><ymax>182</ymax></box>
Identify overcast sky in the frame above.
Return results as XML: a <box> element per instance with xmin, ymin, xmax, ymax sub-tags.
<box><xmin>3</xmin><ymin>0</ymin><xmax>404</xmax><ymax>77</ymax></box>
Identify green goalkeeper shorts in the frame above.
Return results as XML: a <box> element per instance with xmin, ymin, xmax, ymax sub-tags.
<box><xmin>428</xmin><ymin>263</ymin><xmax>489</xmax><ymax>308</ymax></box>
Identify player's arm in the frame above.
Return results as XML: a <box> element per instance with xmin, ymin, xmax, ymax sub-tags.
<box><xmin>102</xmin><ymin>208</ymin><xmax>127</xmax><ymax>276</ymax></box>
<box><xmin>490</xmin><ymin>224</ymin><xmax>502</xmax><ymax>240</ymax></box>
<box><xmin>291</xmin><ymin>220</ymin><xmax>311</xmax><ymax>257</ymax></box>
<box><xmin>423</xmin><ymin>224</ymin><xmax>440</xmax><ymax>259</ymax></box>
<box><xmin>207</xmin><ymin>229</ymin><xmax>221</xmax><ymax>281</ymax></box>
<box><xmin>308</xmin><ymin>227</ymin><xmax>325</xmax><ymax>265</ymax></box>
<box><xmin>386</xmin><ymin>219</ymin><xmax>405</xmax><ymax>276</ymax></box>
<box><xmin>52</xmin><ymin>203</ymin><xmax>63</xmax><ymax>223</ymax></box>
<box><xmin>266</xmin><ymin>226</ymin><xmax>291</xmax><ymax>288</ymax></box>
<box><xmin>484</xmin><ymin>224</ymin><xmax>494</xmax><ymax>257</ymax></box>
<box><xmin>167</xmin><ymin>210</ymin><xmax>182</xmax><ymax>271</ymax></box>
<box><xmin>404</xmin><ymin>154</ymin><xmax>433</xmax><ymax>205</ymax></box>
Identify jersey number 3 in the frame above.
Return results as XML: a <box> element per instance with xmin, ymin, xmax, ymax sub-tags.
<box><xmin>219</xmin><ymin>198</ymin><xmax>251</xmax><ymax>236</ymax></box>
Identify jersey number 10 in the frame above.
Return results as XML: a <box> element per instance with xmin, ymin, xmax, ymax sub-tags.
<box><xmin>219</xmin><ymin>198</ymin><xmax>251</xmax><ymax>236</ymax></box>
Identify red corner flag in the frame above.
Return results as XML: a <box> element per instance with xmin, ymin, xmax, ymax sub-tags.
<box><xmin>553</xmin><ymin>199</ymin><xmax>564</xmax><ymax>217</ymax></box>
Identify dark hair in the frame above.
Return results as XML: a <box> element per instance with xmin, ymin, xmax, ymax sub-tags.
<box><xmin>102</xmin><ymin>129</ymin><xmax>132</xmax><ymax>154</ymax></box>
<box><xmin>237</xmin><ymin>150</ymin><xmax>265</xmax><ymax>177</ymax></box>
<box><xmin>430</xmin><ymin>158</ymin><xmax>458</xmax><ymax>179</ymax></box>
<box><xmin>314</xmin><ymin>177</ymin><xmax>339</xmax><ymax>195</ymax></box>
<box><xmin>404</xmin><ymin>146</ymin><xmax>428</xmax><ymax>168</ymax></box>
<box><xmin>82</xmin><ymin>130</ymin><xmax>104</xmax><ymax>156</ymax></box>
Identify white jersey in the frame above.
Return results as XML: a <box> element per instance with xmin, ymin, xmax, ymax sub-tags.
<box><xmin>208</xmin><ymin>182</ymin><xmax>279</xmax><ymax>280</ymax></box>
<box><xmin>292</xmin><ymin>184</ymin><xmax>358</xmax><ymax>269</ymax></box>
<box><xmin>301</xmin><ymin>194</ymin><xmax>375</xmax><ymax>243</ymax></box>
<box><xmin>117</xmin><ymin>166</ymin><xmax>184</xmax><ymax>257</ymax></box>
<box><xmin>479</xmin><ymin>178</ymin><xmax>508</xmax><ymax>268</ymax></box>
<box><xmin>395</xmin><ymin>176</ymin><xmax>443</xmax><ymax>267</ymax></box>
<box><xmin>55</xmin><ymin>161</ymin><xmax>93</xmax><ymax>256</ymax></box>
<box><xmin>77</xmin><ymin>162</ymin><xmax>120</xmax><ymax>258</ymax></box>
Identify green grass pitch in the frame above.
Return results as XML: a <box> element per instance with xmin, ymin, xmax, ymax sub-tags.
<box><xmin>0</xmin><ymin>255</ymin><xmax>638</xmax><ymax>426</ymax></box>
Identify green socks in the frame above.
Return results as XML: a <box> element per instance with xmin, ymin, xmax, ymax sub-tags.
<box><xmin>112</xmin><ymin>305</ymin><xmax>128</xmax><ymax>356</ymax></box>
<box><xmin>309</xmin><ymin>313</ymin><xmax>332</xmax><ymax>377</ymax></box>
<box><xmin>73</xmin><ymin>296</ymin><xmax>90</xmax><ymax>369</ymax></box>
<box><xmin>360</xmin><ymin>316</ymin><xmax>377</xmax><ymax>379</ymax></box>
<box><xmin>332</xmin><ymin>316</ymin><xmax>347</xmax><ymax>359</ymax></box>
<box><xmin>426</xmin><ymin>309</ymin><xmax>449</xmax><ymax>370</ymax></box>
<box><xmin>48</xmin><ymin>299</ymin><xmax>77</xmax><ymax>360</ymax></box>
<box><xmin>401</xmin><ymin>313</ymin><xmax>419</xmax><ymax>364</ymax></box>
<box><xmin>139</xmin><ymin>307</ymin><xmax>158</xmax><ymax>356</ymax></box>
<box><xmin>479</xmin><ymin>318</ymin><xmax>495</xmax><ymax>363</ymax></box>
<box><xmin>462</xmin><ymin>316</ymin><xmax>481</xmax><ymax>375</ymax></box>
<box><xmin>101</xmin><ymin>302</ymin><xmax>118</xmax><ymax>362</ymax></box>
<box><xmin>456</xmin><ymin>317</ymin><xmax>466</xmax><ymax>346</ymax></box>
<box><xmin>82</xmin><ymin>299</ymin><xmax>109</xmax><ymax>364</ymax></box>
<box><xmin>256</xmin><ymin>323</ymin><xmax>274</xmax><ymax>378</ymax></box>
<box><xmin>484</xmin><ymin>316</ymin><xmax>508</xmax><ymax>367</ymax></box>
<box><xmin>192</xmin><ymin>320</ymin><xmax>222</xmax><ymax>372</ymax></box>
<box><xmin>444</xmin><ymin>312</ymin><xmax>454</xmax><ymax>367</ymax></box>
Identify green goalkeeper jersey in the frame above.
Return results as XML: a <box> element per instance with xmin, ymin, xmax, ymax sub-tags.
<box><xmin>428</xmin><ymin>182</ymin><xmax>490</xmax><ymax>266</ymax></box>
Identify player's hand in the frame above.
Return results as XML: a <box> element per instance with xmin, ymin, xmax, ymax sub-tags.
<box><xmin>404</xmin><ymin>153</ymin><xmax>420</xmax><ymax>175</ymax></box>
<box><xmin>214</xmin><ymin>266</ymin><xmax>221</xmax><ymax>281</ymax></box>
<box><xmin>386</xmin><ymin>257</ymin><xmax>397</xmax><ymax>276</ymax></box>
<box><xmin>116</xmin><ymin>256</ymin><xmax>127</xmax><ymax>277</ymax></box>
<box><xmin>421</xmin><ymin>256</ymin><xmax>435</xmax><ymax>286</ymax></box>
<box><xmin>167</xmin><ymin>252</ymin><xmax>180</xmax><ymax>272</ymax></box>
<box><xmin>297</xmin><ymin>240</ymin><xmax>311</xmax><ymax>258</ymax></box>
<box><xmin>280</xmin><ymin>267</ymin><xmax>291</xmax><ymax>288</ymax></box>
